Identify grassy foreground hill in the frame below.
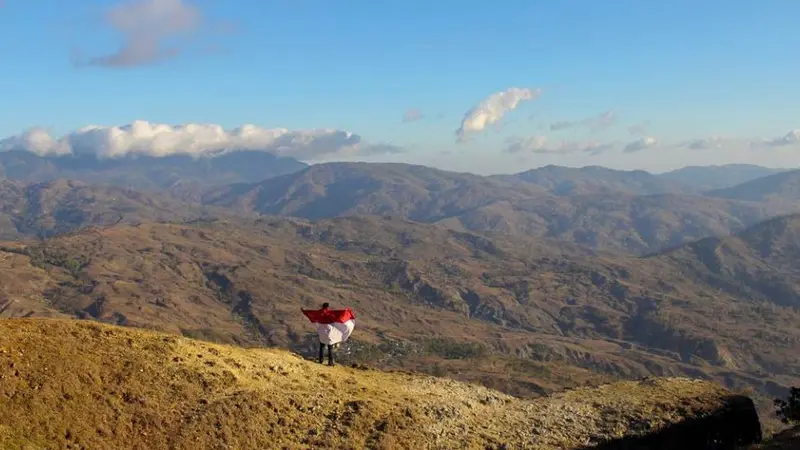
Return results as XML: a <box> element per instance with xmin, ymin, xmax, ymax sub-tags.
<box><xmin>0</xmin><ymin>319</ymin><xmax>765</xmax><ymax>449</ymax></box>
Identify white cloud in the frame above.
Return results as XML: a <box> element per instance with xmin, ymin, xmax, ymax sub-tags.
<box><xmin>0</xmin><ymin>121</ymin><xmax>402</xmax><ymax>161</ymax></box>
<box><xmin>74</xmin><ymin>0</ymin><xmax>219</xmax><ymax>67</ymax></box>
<box><xmin>623</xmin><ymin>136</ymin><xmax>658</xmax><ymax>153</ymax></box>
<box><xmin>504</xmin><ymin>136</ymin><xmax>612</xmax><ymax>156</ymax></box>
<box><xmin>455</xmin><ymin>87</ymin><xmax>541</xmax><ymax>142</ymax></box>
<box><xmin>402</xmin><ymin>108</ymin><xmax>424</xmax><ymax>123</ymax></box>
<box><xmin>0</xmin><ymin>128</ymin><xmax>72</xmax><ymax>156</ymax></box>
<box><xmin>766</xmin><ymin>130</ymin><xmax>800</xmax><ymax>147</ymax></box>
<box><xmin>549</xmin><ymin>110</ymin><xmax>616</xmax><ymax>132</ymax></box>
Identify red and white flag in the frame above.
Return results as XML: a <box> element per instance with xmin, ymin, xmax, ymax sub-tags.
<box><xmin>301</xmin><ymin>307</ymin><xmax>355</xmax><ymax>345</ymax></box>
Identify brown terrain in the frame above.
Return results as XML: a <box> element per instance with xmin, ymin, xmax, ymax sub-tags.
<box><xmin>1</xmin><ymin>159</ymin><xmax>799</xmax><ymax>447</ymax></box>
<box><xmin>0</xmin><ymin>179</ymin><xmax>223</xmax><ymax>240</ymax></box>
<box><xmin>1</xmin><ymin>214</ymin><xmax>798</xmax><ymax>406</ymax></box>
<box><xmin>203</xmin><ymin>162</ymin><xmax>800</xmax><ymax>255</ymax></box>
<box><xmin>4</xmin><ymin>159</ymin><xmax>800</xmax><ymax>256</ymax></box>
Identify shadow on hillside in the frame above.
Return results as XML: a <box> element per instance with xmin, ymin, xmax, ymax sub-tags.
<box><xmin>575</xmin><ymin>395</ymin><xmax>763</xmax><ymax>450</ymax></box>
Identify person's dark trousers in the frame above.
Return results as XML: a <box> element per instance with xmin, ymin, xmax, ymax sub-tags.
<box><xmin>318</xmin><ymin>342</ymin><xmax>337</xmax><ymax>366</ymax></box>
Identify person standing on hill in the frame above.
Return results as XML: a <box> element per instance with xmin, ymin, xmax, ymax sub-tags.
<box><xmin>301</xmin><ymin>302</ymin><xmax>356</xmax><ymax>366</ymax></box>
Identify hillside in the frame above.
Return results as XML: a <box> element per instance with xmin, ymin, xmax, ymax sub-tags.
<box><xmin>3</xmin><ymin>159</ymin><xmax>800</xmax><ymax>255</ymax></box>
<box><xmin>0</xmin><ymin>150</ymin><xmax>306</xmax><ymax>197</ymax></box>
<box><xmin>0</xmin><ymin>179</ymin><xmax>220</xmax><ymax>240</ymax></box>
<box><xmin>1</xmin><ymin>216</ymin><xmax>798</xmax><ymax>404</ymax></box>
<box><xmin>203</xmin><ymin>161</ymin><xmax>547</xmax><ymax>221</ymax></box>
<box><xmin>204</xmin><ymin>162</ymin><xmax>800</xmax><ymax>254</ymax></box>
<box><xmin>440</xmin><ymin>192</ymin><xmax>797</xmax><ymax>254</ymax></box>
<box><xmin>493</xmin><ymin>165</ymin><xmax>693</xmax><ymax>196</ymax></box>
<box><xmin>708</xmin><ymin>170</ymin><xmax>800</xmax><ymax>203</ymax></box>
<box><xmin>653</xmin><ymin>213</ymin><xmax>800</xmax><ymax>308</ymax></box>
<box><xmin>658</xmin><ymin>165</ymin><xmax>787</xmax><ymax>191</ymax></box>
<box><xmin>0</xmin><ymin>319</ymin><xmax>765</xmax><ymax>449</ymax></box>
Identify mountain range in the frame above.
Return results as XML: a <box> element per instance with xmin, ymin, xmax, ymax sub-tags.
<box><xmin>1</xmin><ymin>149</ymin><xmax>800</xmax><ymax>440</ymax></box>
<box><xmin>1</xmin><ymin>213</ymin><xmax>799</xmax><ymax>401</ymax></box>
<box><xmin>0</xmin><ymin>150</ymin><xmax>307</xmax><ymax>199</ymax></box>
<box><xmin>202</xmin><ymin>162</ymin><xmax>800</xmax><ymax>255</ymax></box>
<box><xmin>0</xmin><ymin>178</ymin><xmax>226</xmax><ymax>240</ymax></box>
<box><xmin>5</xmin><ymin>151</ymin><xmax>798</xmax><ymax>255</ymax></box>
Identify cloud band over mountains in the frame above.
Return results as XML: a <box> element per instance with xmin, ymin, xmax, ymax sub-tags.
<box><xmin>0</xmin><ymin>121</ymin><xmax>402</xmax><ymax>161</ymax></box>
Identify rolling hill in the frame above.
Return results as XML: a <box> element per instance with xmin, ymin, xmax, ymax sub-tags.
<box><xmin>1</xmin><ymin>215</ymin><xmax>798</xmax><ymax>405</ymax></box>
<box><xmin>0</xmin><ymin>319</ymin><xmax>765</xmax><ymax>450</ymax></box>
<box><xmin>653</xmin><ymin>213</ymin><xmax>800</xmax><ymax>309</ymax></box>
<box><xmin>0</xmin><ymin>150</ymin><xmax>307</xmax><ymax>197</ymax></box>
<box><xmin>203</xmin><ymin>162</ymin><xmax>800</xmax><ymax>254</ymax></box>
<box><xmin>493</xmin><ymin>165</ymin><xmax>694</xmax><ymax>196</ymax></box>
<box><xmin>658</xmin><ymin>164</ymin><xmax>788</xmax><ymax>191</ymax></box>
<box><xmin>4</xmin><ymin>156</ymin><xmax>800</xmax><ymax>255</ymax></box>
<box><xmin>0</xmin><ymin>179</ymin><xmax>221</xmax><ymax>240</ymax></box>
<box><xmin>708</xmin><ymin>170</ymin><xmax>800</xmax><ymax>203</ymax></box>
<box><xmin>202</xmin><ymin>162</ymin><xmax>547</xmax><ymax>221</ymax></box>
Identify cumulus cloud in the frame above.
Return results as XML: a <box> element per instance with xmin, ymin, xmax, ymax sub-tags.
<box><xmin>455</xmin><ymin>87</ymin><xmax>541</xmax><ymax>142</ymax></box>
<box><xmin>766</xmin><ymin>130</ymin><xmax>800</xmax><ymax>147</ymax></box>
<box><xmin>623</xmin><ymin>136</ymin><xmax>658</xmax><ymax>153</ymax></box>
<box><xmin>0</xmin><ymin>121</ymin><xmax>402</xmax><ymax>161</ymax></box>
<box><xmin>0</xmin><ymin>128</ymin><xmax>72</xmax><ymax>156</ymax></box>
<box><xmin>549</xmin><ymin>110</ymin><xmax>616</xmax><ymax>132</ymax></box>
<box><xmin>504</xmin><ymin>136</ymin><xmax>612</xmax><ymax>156</ymax></box>
<box><xmin>402</xmin><ymin>108</ymin><xmax>424</xmax><ymax>123</ymax></box>
<box><xmin>74</xmin><ymin>0</ymin><xmax>221</xmax><ymax>67</ymax></box>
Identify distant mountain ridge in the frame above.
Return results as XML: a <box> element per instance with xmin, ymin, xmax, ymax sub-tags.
<box><xmin>0</xmin><ymin>150</ymin><xmax>307</xmax><ymax>197</ymax></box>
<box><xmin>708</xmin><ymin>169</ymin><xmax>800</xmax><ymax>202</ymax></box>
<box><xmin>0</xmin><ymin>178</ymin><xmax>219</xmax><ymax>240</ymax></box>
<box><xmin>2</xmin><ymin>151</ymin><xmax>800</xmax><ymax>254</ymax></box>
<box><xmin>203</xmin><ymin>162</ymin><xmax>800</xmax><ymax>254</ymax></box>
<box><xmin>493</xmin><ymin>164</ymin><xmax>694</xmax><ymax>195</ymax></box>
<box><xmin>658</xmin><ymin>164</ymin><xmax>789</xmax><ymax>191</ymax></box>
<box><xmin>654</xmin><ymin>212</ymin><xmax>800</xmax><ymax>308</ymax></box>
<box><xmin>203</xmin><ymin>162</ymin><xmax>547</xmax><ymax>220</ymax></box>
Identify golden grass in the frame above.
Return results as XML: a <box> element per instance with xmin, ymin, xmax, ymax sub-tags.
<box><xmin>0</xmin><ymin>318</ymin><xmax>750</xmax><ymax>450</ymax></box>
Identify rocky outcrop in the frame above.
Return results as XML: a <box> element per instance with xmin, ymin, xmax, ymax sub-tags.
<box><xmin>578</xmin><ymin>394</ymin><xmax>762</xmax><ymax>449</ymax></box>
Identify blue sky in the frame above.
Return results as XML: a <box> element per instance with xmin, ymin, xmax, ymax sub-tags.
<box><xmin>1</xmin><ymin>0</ymin><xmax>799</xmax><ymax>173</ymax></box>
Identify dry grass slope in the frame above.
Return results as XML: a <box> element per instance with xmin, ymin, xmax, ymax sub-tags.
<box><xmin>0</xmin><ymin>319</ymin><xmax>762</xmax><ymax>450</ymax></box>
